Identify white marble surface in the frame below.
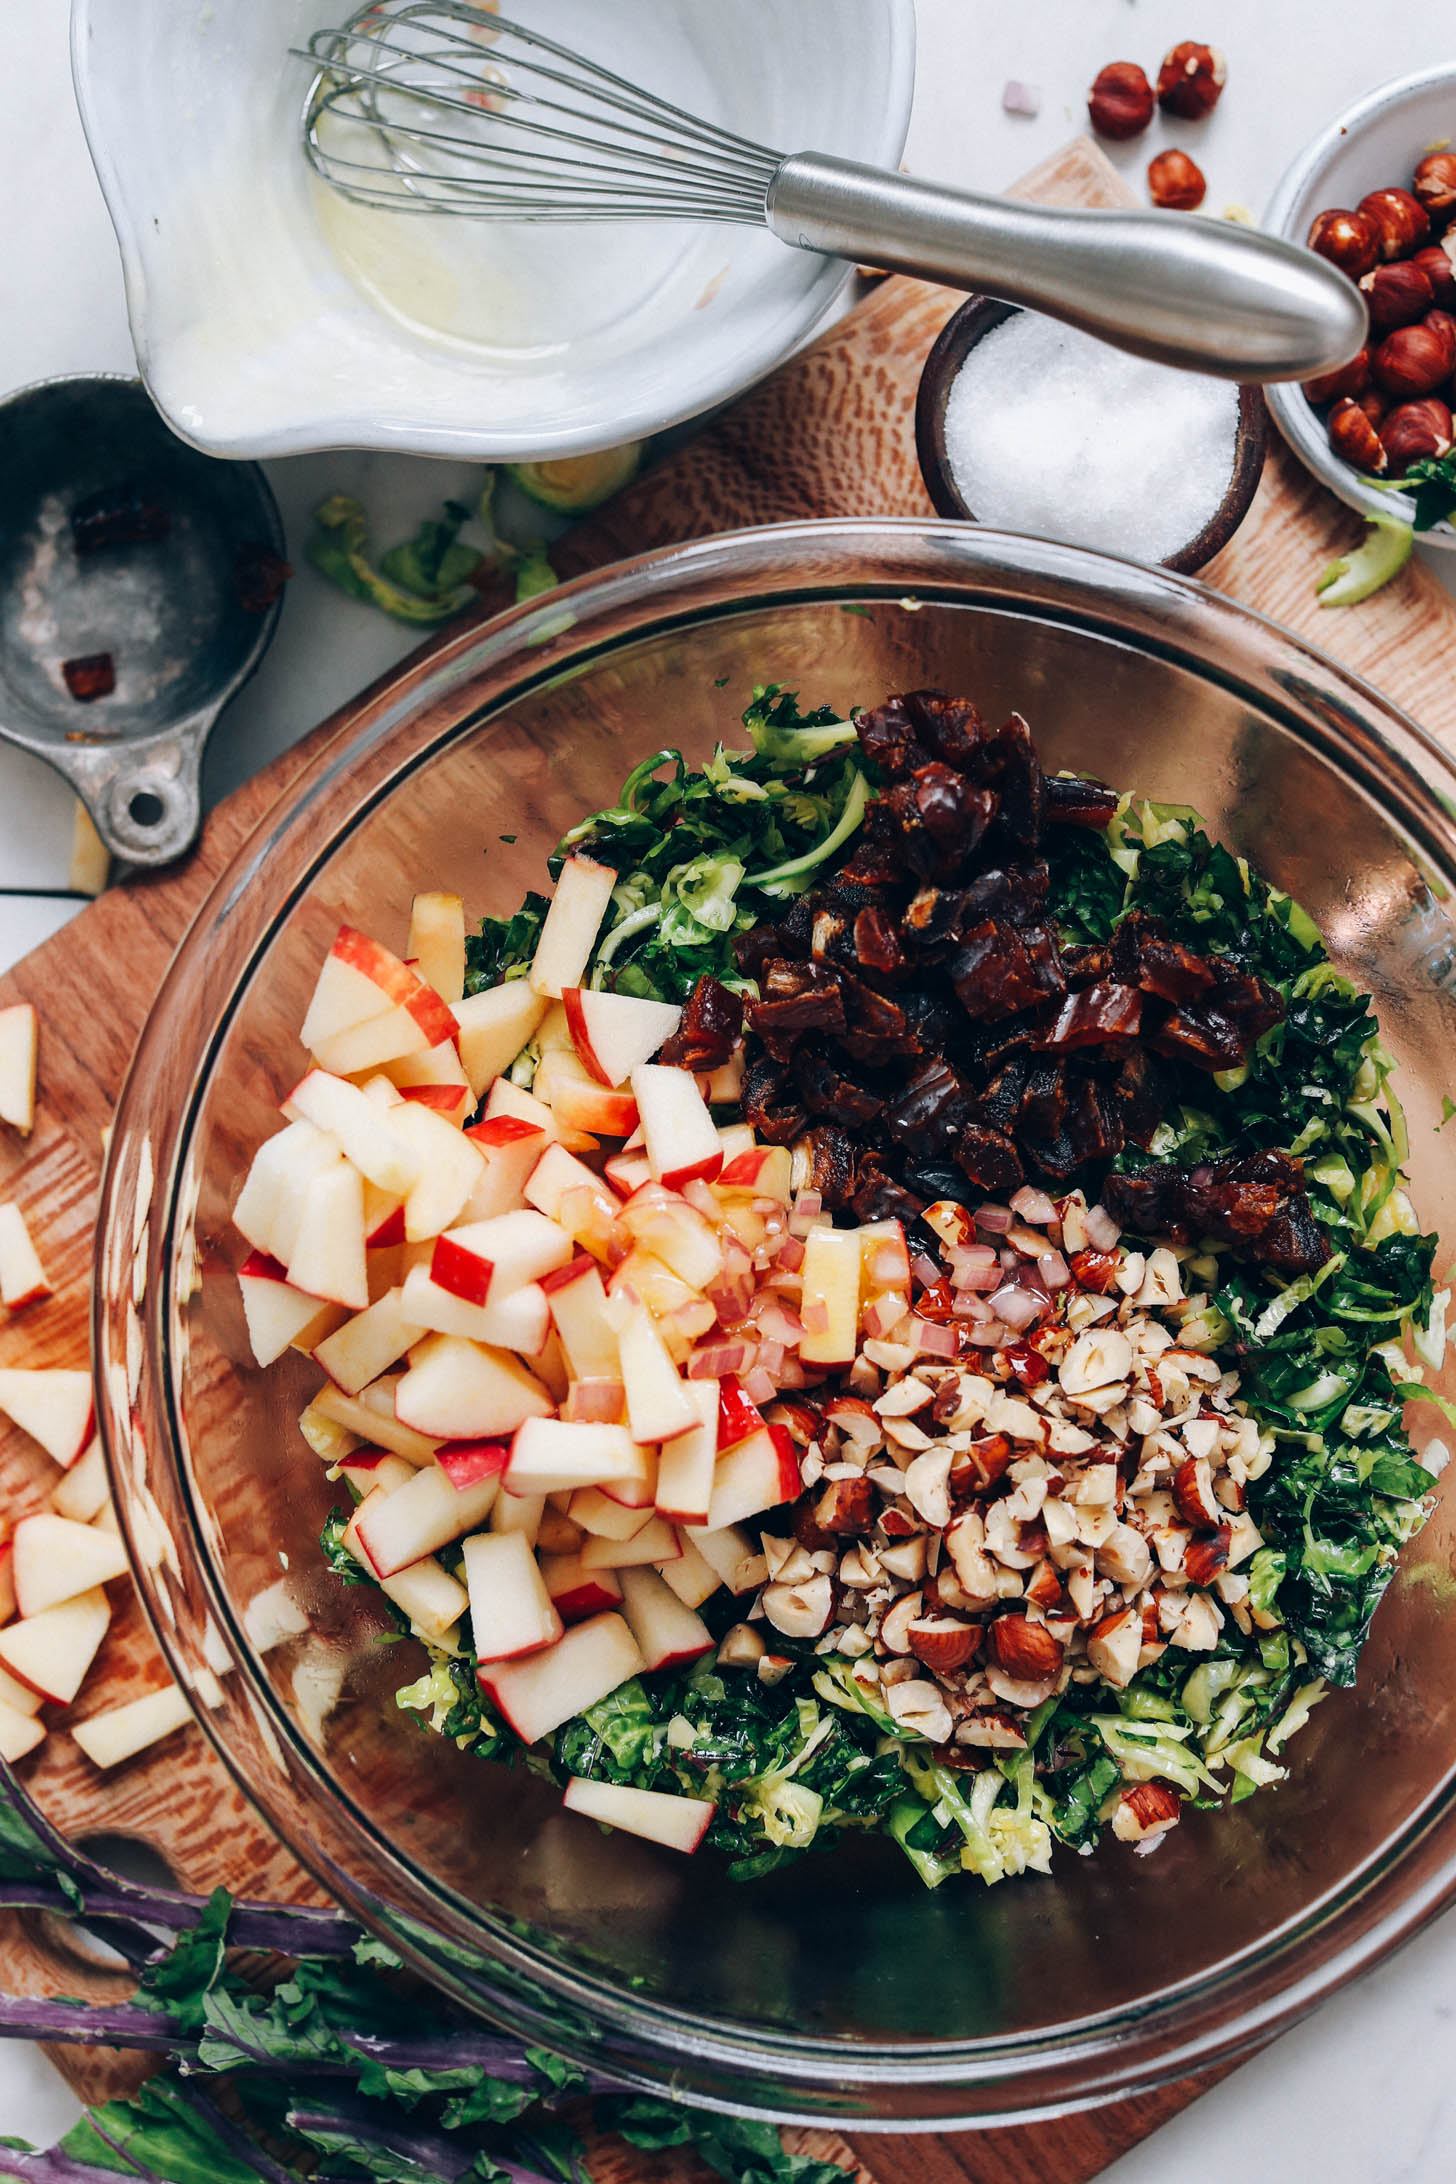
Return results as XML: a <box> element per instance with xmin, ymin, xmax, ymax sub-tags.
<box><xmin>7</xmin><ymin>0</ymin><xmax>1456</xmax><ymax>2163</ymax></box>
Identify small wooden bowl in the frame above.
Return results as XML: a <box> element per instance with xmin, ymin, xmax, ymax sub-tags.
<box><xmin>915</xmin><ymin>297</ymin><xmax>1268</xmax><ymax>575</ymax></box>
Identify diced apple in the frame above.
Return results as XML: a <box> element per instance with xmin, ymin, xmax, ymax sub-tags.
<box><xmin>0</xmin><ymin>1702</ymin><xmax>43</xmax><ymax>1764</ymax></box>
<box><xmin>632</xmin><ymin>1065</ymin><xmax>722</xmax><ymax>1189</ymax></box>
<box><xmin>306</xmin><ymin>926</ymin><xmax>458</xmax><ymax>1049</ymax></box>
<box><xmin>484</xmin><ymin>1074</ymin><xmax>597</xmax><ymax>1155</ymax></box>
<box><xmin>389</xmin><ymin>1102</ymin><xmax>484</xmax><ymax>1241</ymax></box>
<box><xmin>312</xmin><ymin>1006</ymin><xmax>431</xmax><ymax>1076</ymax></box>
<box><xmin>596</xmin><ymin>1444</ymin><xmax>659</xmax><ymax>1510</ymax></box>
<box><xmin>706</xmin><ymin>1424</ymin><xmax>801</xmax><ymax>1531</ymax></box>
<box><xmin>407</xmin><ymin>892</ymin><xmax>466</xmax><ymax>1005</ymax></box>
<box><xmin>0</xmin><ymin>1368</ymin><xmax>94</xmax><ymax>1470</ymax></box>
<box><xmin>603</xmin><ymin>1149</ymin><xmax>653</xmax><ymax>1198</ymax></box>
<box><xmin>563</xmin><ymin>986</ymin><xmax>682</xmax><ymax>1089</ymax></box>
<box><xmin>462</xmin><ymin>1529</ymin><xmax>562</xmax><ymax>1662</ymax></box>
<box><xmin>529</xmin><ymin>857</ymin><xmax>618</xmax><ymax>999</ymax></box>
<box><xmin>343</xmin><ymin>1493</ymin><xmax>466</xmax><ymax>1642</ymax></box>
<box><xmin>653</xmin><ymin>1379</ymin><xmax>717</xmax><ymax>1526</ymax></box>
<box><xmin>394</xmin><ymin>1334</ymin><xmax>553</xmax><ymax>1442</ymax></box>
<box><xmin>568</xmin><ymin>1487</ymin><xmax>652</xmax><ymax>1541</ymax></box>
<box><xmin>540</xmin><ymin>1256</ymin><xmax>620</xmax><ymax>1379</ymax></box>
<box><xmin>300</xmin><ymin>936</ymin><xmax>396</xmax><ymax>1050</ymax></box>
<box><xmin>860</xmin><ymin>1217</ymin><xmax>912</xmax><ymax>1295</ymax></box>
<box><xmin>797</xmin><ymin>1224</ymin><xmax>862</xmax><ymax>1367</ymax></box>
<box><xmin>534</xmin><ymin>1049</ymin><xmax>639</xmax><ymax>1137</ymax></box>
<box><xmin>454</xmin><ymin>984</ymin><xmax>549</xmax><ymax>1099</ymax></box>
<box><xmin>520</xmin><ymin>1146</ymin><xmax>618</xmax><ymax>1243</ymax></box>
<box><xmin>539</xmin><ymin>1552</ymin><xmax>622</xmax><ymax>1621</ymax></box>
<box><xmin>706</xmin><ymin>1047</ymin><xmax>746</xmax><ymax>1105</ymax></box>
<box><xmin>562</xmin><ymin>1377</ymin><xmax>626</xmax><ymax>1425</ymax></box>
<box><xmin>387</xmin><ymin>1035</ymin><xmax>470</xmax><ymax>1097</ymax></box>
<box><xmin>660</xmin><ymin>1530</ymin><xmax>721</xmax><ymax>1610</ymax></box>
<box><xmin>0</xmin><ymin>1586</ymin><xmax>110</xmax><ymax>1704</ymax></box>
<box><xmin>12</xmin><ymin>1512</ymin><xmax>129</xmax><ymax>1618</ymax></box>
<box><xmin>283</xmin><ymin>1071</ymin><xmax>420</xmax><ymax>1196</ymax></box>
<box><xmin>716</xmin><ymin>1144</ymin><xmax>792</xmax><ymax>1201</ymax></box>
<box><xmin>232</xmin><ymin>1118</ymin><xmax>342</xmax><ymax>1261</ymax></box>
<box><xmin>309</xmin><ymin>1381</ymin><xmax>437</xmax><ymax>1464</ymax></box>
<box><xmin>562</xmin><ymin>1775</ymin><xmax>713</xmax><ymax>1852</ymax></box>
<box><xmin>579</xmin><ymin>1516</ymin><xmax>680</xmax><ymax>1569</ymax></box>
<box><xmin>717</xmin><ymin>1377</ymin><xmax>765</xmax><ymax>1449</ymax></box>
<box><xmin>397</xmin><ymin>1082</ymin><xmax>470</xmax><ymax>1126</ymax></box>
<box><xmin>0</xmin><ymin>1005</ymin><xmax>38</xmax><ymax>1135</ymax></box>
<box><xmin>617</xmin><ymin>1306</ymin><xmax>697</xmax><ymax>1444</ymax></box>
<box><xmin>235</xmin><ymin>1253</ymin><xmax>330</xmax><ymax>1366</ymax></box>
<box><xmin>0</xmin><ymin>1204</ymin><xmax>50</xmax><ymax>1309</ymax></box>
<box><xmin>337</xmin><ymin>1449</ymin><xmax>416</xmax><ymax>1497</ymax></box>
<box><xmin>72</xmin><ymin>1684</ymin><xmax>194</xmax><ymax>1770</ymax></box>
<box><xmin>481</xmin><ymin>1609</ymin><xmax>644</xmax><ymax>1743</ymax></box>
<box><xmin>285</xmin><ymin>1160</ymin><xmax>369</xmax><ymax>1311</ymax></box>
<box><xmin>364</xmin><ymin>1186</ymin><xmax>407</xmax><ymax>1250</ymax></box>
<box><xmin>435</xmin><ymin>1438</ymin><xmax>510</xmax><ymax>1492</ymax></box>
<box><xmin>313</xmin><ymin>1287</ymin><xmax>425</xmax><ymax>1395</ymax></box>
<box><xmin>490</xmin><ymin>1486</ymin><xmax>544</xmax><ymax>1546</ymax></box>
<box><xmin>431</xmin><ymin>1209</ymin><xmax>574</xmax><ymax>1306</ymax></box>
<box><xmin>460</xmin><ymin>1116</ymin><xmax>549</xmax><ymax>1220</ymax></box>
<box><xmin>618</xmin><ymin>1563</ymin><xmax>713</xmax><ymax>1670</ymax></box>
<box><xmin>51</xmin><ymin>1436</ymin><xmax>109</xmax><ymax>1525</ymax></box>
<box><xmin>683</xmin><ymin>1524</ymin><xmax>765</xmax><ymax>1596</ymax></box>
<box><xmin>352</xmin><ymin>1460</ymin><xmax>502</xmax><ymax>1578</ymax></box>
<box><xmin>401</xmin><ymin>1264</ymin><xmax>551</xmax><ymax>1352</ymax></box>
<box><xmin>620</xmin><ymin>1184</ymin><xmax>723</xmax><ymax>1292</ymax></box>
<box><xmin>505</xmin><ymin>1416</ymin><xmax>647</xmax><ymax>1496</ymax></box>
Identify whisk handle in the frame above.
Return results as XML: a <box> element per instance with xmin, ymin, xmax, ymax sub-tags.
<box><xmin>767</xmin><ymin>152</ymin><xmax>1365</xmax><ymax>384</ymax></box>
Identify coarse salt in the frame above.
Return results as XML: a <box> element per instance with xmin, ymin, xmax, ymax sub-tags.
<box><xmin>941</xmin><ymin>313</ymin><xmax>1240</xmax><ymax>565</ymax></box>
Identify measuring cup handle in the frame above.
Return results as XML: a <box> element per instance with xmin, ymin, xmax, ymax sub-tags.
<box><xmin>767</xmin><ymin>153</ymin><xmax>1367</xmax><ymax>384</ymax></box>
<box><xmin>45</xmin><ymin>724</ymin><xmax>207</xmax><ymax>869</ymax></box>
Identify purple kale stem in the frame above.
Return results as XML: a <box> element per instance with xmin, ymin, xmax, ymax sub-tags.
<box><xmin>0</xmin><ymin>2152</ymin><xmax>155</xmax><ymax>2184</ymax></box>
<box><xmin>169</xmin><ymin>2083</ymin><xmax>300</xmax><ymax>2184</ymax></box>
<box><xmin>337</xmin><ymin>2027</ymin><xmax>625</xmax><ymax>2094</ymax></box>
<box><xmin>0</xmin><ymin>1994</ymin><xmax>181</xmax><ymax>2052</ymax></box>
<box><xmin>288</xmin><ymin>2097</ymin><xmax>558</xmax><ymax>2184</ymax></box>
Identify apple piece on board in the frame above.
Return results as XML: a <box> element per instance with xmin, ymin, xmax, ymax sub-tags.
<box><xmin>0</xmin><ymin>1368</ymin><xmax>95</xmax><ymax>1470</ymax></box>
<box><xmin>71</xmin><ymin>1684</ymin><xmax>193</xmax><ymax>1770</ymax></box>
<box><xmin>431</xmin><ymin>1209</ymin><xmax>574</xmax><ymax>1306</ymax></box>
<box><xmin>716</xmin><ymin>1144</ymin><xmax>792</xmax><ymax>1201</ymax></box>
<box><xmin>309</xmin><ymin>1382</ymin><xmax>437</xmax><ymax>1464</ymax></box>
<box><xmin>484</xmin><ymin>1074</ymin><xmax>597</xmax><ymax>1156</ymax></box>
<box><xmin>0</xmin><ymin>1204</ymin><xmax>50</xmax><ymax>1310</ymax></box>
<box><xmin>617</xmin><ymin>1563</ymin><xmax>713</xmax><ymax>1671</ymax></box>
<box><xmin>389</xmin><ymin>1103</ymin><xmax>484</xmax><ymax>1242</ymax></box>
<box><xmin>461</xmin><ymin>1116</ymin><xmax>548</xmax><ymax>1220</ymax></box>
<box><xmin>0</xmin><ymin>1004</ymin><xmax>38</xmax><ymax>1136</ymax></box>
<box><xmin>238</xmin><ymin>1252</ymin><xmax>340</xmax><ymax>1367</ymax></box>
<box><xmin>631</xmin><ymin>1065</ymin><xmax>723</xmax><ymax>1189</ymax></box>
<box><xmin>342</xmin><ymin>1493</ymin><xmax>466</xmax><ymax>1642</ymax></box>
<box><xmin>284</xmin><ymin>1158</ymin><xmax>369</xmax><ymax>1312</ymax></box>
<box><xmin>51</xmin><ymin>1436</ymin><xmax>110</xmax><ymax>1525</ymax></box>
<box><xmin>462</xmin><ymin>1529</ymin><xmax>563</xmax><ymax>1662</ymax></box>
<box><xmin>407</xmin><ymin>892</ymin><xmax>466</xmax><ymax>1005</ymax></box>
<box><xmin>562</xmin><ymin>1775</ymin><xmax>713</xmax><ymax>1852</ymax></box>
<box><xmin>540</xmin><ymin>1256</ymin><xmax>620</xmax><ymax>1381</ymax></box>
<box><xmin>0</xmin><ymin>1586</ymin><xmax>110</xmax><ymax>1705</ymax></box>
<box><xmin>653</xmin><ymin>1379</ymin><xmax>717</xmax><ymax>1526</ymax></box>
<box><xmin>603</xmin><ymin>1149</ymin><xmax>653</xmax><ymax>1199</ymax></box>
<box><xmin>617</xmin><ymin>1306</ymin><xmax>697</xmax><ymax>1444</ymax></box>
<box><xmin>567</xmin><ymin>1486</ymin><xmax>653</xmax><ymax>1542</ymax></box>
<box><xmin>402</xmin><ymin>1265</ymin><xmax>552</xmax><ymax>1353</ymax></box>
<box><xmin>283</xmin><ymin>1071</ymin><xmax>420</xmax><ymax>1197</ymax></box>
<box><xmin>232</xmin><ymin>1119</ymin><xmax>341</xmax><ymax>1262</ymax></box>
<box><xmin>453</xmin><ymin>985</ymin><xmax>549</xmax><ymax>1099</ymax></box>
<box><xmin>0</xmin><ymin>1702</ymin><xmax>44</xmax><ymax>1765</ymax></box>
<box><xmin>659</xmin><ymin>1530</ymin><xmax>720</xmax><ymax>1610</ymax></box>
<box><xmin>505</xmin><ymin>1416</ymin><xmax>648</xmax><ymax>1496</ymax></box>
<box><xmin>12</xmin><ymin>1512</ymin><xmax>129</xmax><ymax>1618</ymax></box>
<box><xmin>394</xmin><ymin>1334</ymin><xmax>552</xmax><ymax>1442</ymax></box>
<box><xmin>563</xmin><ymin>987</ymin><xmax>683</xmax><ymax>1089</ymax></box>
<box><xmin>796</xmin><ymin>1224</ymin><xmax>863</xmax><ymax>1368</ymax></box>
<box><xmin>706</xmin><ymin>1424</ymin><xmax>801</xmax><ymax>1531</ymax></box>
<box><xmin>538</xmin><ymin>1551</ymin><xmax>622</xmax><ymax>1621</ymax></box>
<box><xmin>533</xmin><ymin>1049</ymin><xmax>639</xmax><ymax>1138</ymax></box>
<box><xmin>579</xmin><ymin>1515</ymin><xmax>680</xmax><ymax>1570</ymax></box>
<box><xmin>481</xmin><ymin>1610</ymin><xmax>644</xmax><ymax>1744</ymax></box>
<box><xmin>352</xmin><ymin>1461</ymin><xmax>503</xmax><ymax>1578</ymax></box>
<box><xmin>619</xmin><ymin>1184</ymin><xmax>723</xmax><ymax>1292</ymax></box>
<box><xmin>528</xmin><ymin>856</ymin><xmax>618</xmax><ymax>999</ymax></box>
<box><xmin>313</xmin><ymin>1286</ymin><xmax>425</xmax><ymax>1395</ymax></box>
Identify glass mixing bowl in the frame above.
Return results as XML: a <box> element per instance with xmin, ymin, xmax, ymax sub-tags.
<box><xmin>96</xmin><ymin>521</ymin><xmax>1456</xmax><ymax>2128</ymax></box>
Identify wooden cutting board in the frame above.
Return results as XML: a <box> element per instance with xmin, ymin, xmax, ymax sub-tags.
<box><xmin>4</xmin><ymin>131</ymin><xmax>1456</xmax><ymax>2175</ymax></box>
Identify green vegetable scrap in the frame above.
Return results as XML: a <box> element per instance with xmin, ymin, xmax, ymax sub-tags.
<box><xmin>1315</xmin><ymin>514</ymin><xmax>1413</xmax><ymax>607</ymax></box>
<box><xmin>308</xmin><ymin>475</ymin><xmax>558</xmax><ymax>625</ymax></box>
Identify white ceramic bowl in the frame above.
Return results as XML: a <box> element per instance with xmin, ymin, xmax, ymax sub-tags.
<box><xmin>71</xmin><ymin>0</ymin><xmax>914</xmax><ymax>463</ymax></box>
<box><xmin>1264</xmin><ymin>63</ymin><xmax>1456</xmax><ymax>547</ymax></box>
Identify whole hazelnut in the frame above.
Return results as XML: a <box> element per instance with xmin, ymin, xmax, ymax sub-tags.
<box><xmin>1156</xmin><ymin>41</ymin><xmax>1226</xmax><ymax>119</ymax></box>
<box><xmin>1327</xmin><ymin>397</ymin><xmax>1387</xmax><ymax>474</ymax></box>
<box><xmin>1148</xmin><ymin>147</ymin><xmax>1206</xmax><ymax>211</ymax></box>
<box><xmin>1088</xmin><ymin>61</ymin><xmax>1155</xmax><ymax>140</ymax></box>
<box><xmin>1381</xmin><ymin>396</ymin><xmax>1454</xmax><ymax>474</ymax></box>
<box><xmin>1357</xmin><ymin>387</ymin><xmax>1391</xmax><ymax>428</ymax></box>
<box><xmin>1412</xmin><ymin>152</ymin><xmax>1456</xmax><ymax>225</ymax></box>
<box><xmin>1372</xmin><ymin>317</ymin><xmax>1456</xmax><ymax>398</ymax></box>
<box><xmin>1412</xmin><ymin>242</ymin><xmax>1456</xmax><ymax>311</ymax></box>
<box><xmin>1360</xmin><ymin>259</ymin><xmax>1435</xmax><ymax>332</ymax></box>
<box><xmin>1303</xmin><ymin>346</ymin><xmax>1370</xmax><ymax>406</ymax></box>
<box><xmin>1357</xmin><ymin>186</ymin><xmax>1430</xmax><ymax>261</ymax></box>
<box><xmin>1306</xmin><ymin>207</ymin><xmax>1382</xmax><ymax>281</ymax></box>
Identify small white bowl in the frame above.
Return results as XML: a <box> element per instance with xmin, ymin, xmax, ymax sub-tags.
<box><xmin>71</xmin><ymin>0</ymin><xmax>914</xmax><ymax>464</ymax></box>
<box><xmin>1264</xmin><ymin>63</ymin><xmax>1456</xmax><ymax>547</ymax></box>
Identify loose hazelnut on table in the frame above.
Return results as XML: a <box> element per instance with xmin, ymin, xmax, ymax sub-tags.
<box><xmin>1358</xmin><ymin>186</ymin><xmax>1430</xmax><ymax>261</ymax></box>
<box><xmin>1307</xmin><ymin>207</ymin><xmax>1382</xmax><ymax>281</ymax></box>
<box><xmin>1360</xmin><ymin>259</ymin><xmax>1434</xmax><ymax>333</ymax></box>
<box><xmin>1381</xmin><ymin>397</ymin><xmax>1454</xmax><ymax>474</ymax></box>
<box><xmin>1148</xmin><ymin>149</ymin><xmax>1206</xmax><ymax>212</ymax></box>
<box><xmin>1372</xmin><ymin>316</ymin><xmax>1456</xmax><ymax>399</ymax></box>
<box><xmin>1155</xmin><ymin>41</ymin><xmax>1226</xmax><ymax>120</ymax></box>
<box><xmin>1327</xmin><ymin>396</ymin><xmax>1387</xmax><ymax>474</ymax></box>
<box><xmin>1412</xmin><ymin>152</ymin><xmax>1456</xmax><ymax>225</ymax></box>
<box><xmin>1087</xmin><ymin>61</ymin><xmax>1155</xmax><ymax>141</ymax></box>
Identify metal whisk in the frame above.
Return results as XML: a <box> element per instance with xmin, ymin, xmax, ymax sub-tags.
<box><xmin>299</xmin><ymin>2</ymin><xmax>1365</xmax><ymax>383</ymax></box>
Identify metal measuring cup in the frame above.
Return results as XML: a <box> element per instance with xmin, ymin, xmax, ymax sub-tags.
<box><xmin>0</xmin><ymin>375</ymin><xmax>286</xmax><ymax>867</ymax></box>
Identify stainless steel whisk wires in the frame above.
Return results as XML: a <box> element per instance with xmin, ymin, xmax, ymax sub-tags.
<box><xmin>297</xmin><ymin>0</ymin><xmax>1368</xmax><ymax>383</ymax></box>
<box><xmin>300</xmin><ymin>3</ymin><xmax>782</xmax><ymax>222</ymax></box>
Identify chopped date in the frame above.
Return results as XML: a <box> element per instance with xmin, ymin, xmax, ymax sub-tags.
<box><xmin>233</xmin><ymin>541</ymin><xmax>292</xmax><ymax>613</ymax></box>
<box><xmin>1037</xmin><ymin>982</ymin><xmax>1142</xmax><ymax>1050</ymax></box>
<box><xmin>62</xmin><ymin>652</ymin><xmax>115</xmax><ymax>702</ymax></box>
<box><xmin>1043</xmin><ymin>772</ymin><xmax>1119</xmax><ymax>828</ymax></box>
<box><xmin>791</xmin><ymin>1045</ymin><xmax>883</xmax><ymax>1130</ymax></box>
<box><xmin>659</xmin><ymin>975</ymin><xmax>743</xmax><ymax>1071</ymax></box>
<box><xmin>801</xmin><ymin>1123</ymin><xmax>857</xmax><ymax>1210</ymax></box>
<box><xmin>71</xmin><ymin>481</ymin><xmax>169</xmax><ymax>555</ymax></box>
<box><xmin>885</xmin><ymin>1055</ymin><xmax>976</xmax><ymax>1154</ymax></box>
<box><xmin>741</xmin><ymin>1056</ymin><xmax>808</xmax><ymax>1145</ymax></box>
<box><xmin>955</xmin><ymin>1123</ymin><xmax>1024</xmax><ymax>1193</ymax></box>
<box><xmin>1104</xmin><ymin>1149</ymin><xmax>1329</xmax><ymax>1275</ymax></box>
<box><xmin>951</xmin><ymin>918</ymin><xmax>1066</xmax><ymax>1021</ymax></box>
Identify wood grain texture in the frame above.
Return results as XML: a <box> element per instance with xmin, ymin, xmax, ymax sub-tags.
<box><xmin>1</xmin><ymin>130</ymin><xmax>1451</xmax><ymax>2176</ymax></box>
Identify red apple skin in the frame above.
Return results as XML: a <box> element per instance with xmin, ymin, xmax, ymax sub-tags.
<box><xmin>398</xmin><ymin>1084</ymin><xmax>467</xmax><ymax>1119</ymax></box>
<box><xmin>717</xmin><ymin>1150</ymin><xmax>770</xmax><ymax>1188</ymax></box>
<box><xmin>367</xmin><ymin>1205</ymin><xmax>407</xmax><ymax>1250</ymax></box>
<box><xmin>547</xmin><ymin>1578</ymin><xmax>621</xmax><ymax>1622</ymax></box>
<box><xmin>467</xmin><ymin>1116</ymin><xmax>544</xmax><ymax>1149</ymax></box>
<box><xmin>644</xmin><ymin>1638</ymin><xmax>714</xmax><ymax>1672</ymax></box>
<box><xmin>658</xmin><ymin>1152</ymin><xmax>723</xmax><ymax>1191</ymax></box>
<box><xmin>562</xmin><ymin>988</ymin><xmax>609</xmax><ymax>1086</ymax></box>
<box><xmin>436</xmin><ymin>1439</ymin><xmax>511</xmax><ymax>1490</ymax></box>
<box><xmin>538</xmin><ymin>1252</ymin><xmax>597</xmax><ymax>1297</ymax></box>
<box><xmin>430</xmin><ymin>1235</ymin><xmax>494</xmax><ymax>1307</ymax></box>
<box><xmin>239</xmin><ymin>1249</ymin><xmax>290</xmax><ymax>1283</ymax></box>
<box><xmin>475</xmin><ymin>1611</ymin><xmax>564</xmax><ymax>1666</ymax></box>
<box><xmin>769</xmin><ymin>1423</ymin><xmax>802</xmax><ymax>1501</ymax></box>
<box><xmin>330</xmin><ymin>927</ymin><xmax>459</xmax><ymax>1047</ymax></box>
<box><xmin>718</xmin><ymin>1377</ymin><xmax>764</xmax><ymax>1449</ymax></box>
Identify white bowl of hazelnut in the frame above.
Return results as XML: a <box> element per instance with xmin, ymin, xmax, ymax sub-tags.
<box><xmin>1265</xmin><ymin>64</ymin><xmax>1456</xmax><ymax>545</ymax></box>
